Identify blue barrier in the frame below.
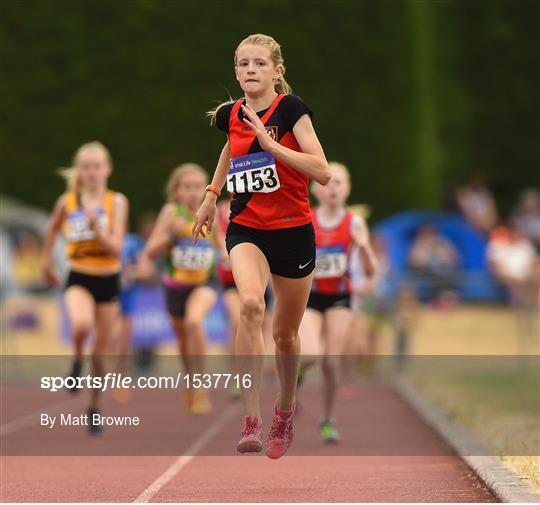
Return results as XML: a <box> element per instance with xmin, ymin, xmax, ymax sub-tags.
<box><xmin>373</xmin><ymin>211</ymin><xmax>505</xmax><ymax>302</ymax></box>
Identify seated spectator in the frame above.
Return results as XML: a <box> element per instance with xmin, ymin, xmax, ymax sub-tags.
<box><xmin>487</xmin><ymin>220</ymin><xmax>537</xmax><ymax>292</ymax></box>
<box><xmin>408</xmin><ymin>224</ymin><xmax>460</xmax><ymax>306</ymax></box>
<box><xmin>512</xmin><ymin>188</ymin><xmax>540</xmax><ymax>253</ymax></box>
<box><xmin>456</xmin><ymin>176</ymin><xmax>498</xmax><ymax>234</ymax></box>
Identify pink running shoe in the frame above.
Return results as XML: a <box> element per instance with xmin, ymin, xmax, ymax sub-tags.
<box><xmin>237</xmin><ymin>416</ymin><xmax>263</xmax><ymax>454</ymax></box>
<box><xmin>266</xmin><ymin>402</ymin><xmax>296</xmax><ymax>459</ymax></box>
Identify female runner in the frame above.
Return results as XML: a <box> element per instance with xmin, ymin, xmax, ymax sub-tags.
<box><xmin>297</xmin><ymin>162</ymin><xmax>377</xmax><ymax>443</ymax></box>
<box><xmin>42</xmin><ymin>141</ymin><xmax>128</xmax><ymax>434</ymax></box>
<box><xmin>143</xmin><ymin>163</ymin><xmax>218</xmax><ymax>414</ymax></box>
<box><xmin>193</xmin><ymin>34</ymin><xmax>331</xmax><ymax>458</ymax></box>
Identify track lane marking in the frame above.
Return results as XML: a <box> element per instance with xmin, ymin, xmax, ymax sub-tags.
<box><xmin>133</xmin><ymin>404</ymin><xmax>238</xmax><ymax>503</ymax></box>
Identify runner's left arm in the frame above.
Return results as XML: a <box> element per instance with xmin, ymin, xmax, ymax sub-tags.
<box><xmin>351</xmin><ymin>215</ymin><xmax>377</xmax><ymax>278</ymax></box>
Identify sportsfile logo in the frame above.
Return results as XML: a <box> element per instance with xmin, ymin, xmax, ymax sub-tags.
<box><xmin>40</xmin><ymin>372</ymin><xmax>253</xmax><ymax>392</ymax></box>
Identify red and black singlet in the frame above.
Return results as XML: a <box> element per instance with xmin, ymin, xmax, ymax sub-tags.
<box><xmin>311</xmin><ymin>208</ymin><xmax>355</xmax><ymax>295</ymax></box>
<box><xmin>216</xmin><ymin>93</ymin><xmax>313</xmax><ymax>230</ymax></box>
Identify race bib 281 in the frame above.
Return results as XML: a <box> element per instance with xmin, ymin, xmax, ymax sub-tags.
<box><xmin>314</xmin><ymin>245</ymin><xmax>348</xmax><ymax>278</ymax></box>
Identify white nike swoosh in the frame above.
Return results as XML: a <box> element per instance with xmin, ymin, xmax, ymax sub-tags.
<box><xmin>298</xmin><ymin>259</ymin><xmax>313</xmax><ymax>270</ymax></box>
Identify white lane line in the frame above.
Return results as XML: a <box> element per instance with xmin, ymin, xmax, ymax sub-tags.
<box><xmin>134</xmin><ymin>404</ymin><xmax>239</xmax><ymax>503</ymax></box>
<box><xmin>0</xmin><ymin>396</ymin><xmax>86</xmax><ymax>437</ymax></box>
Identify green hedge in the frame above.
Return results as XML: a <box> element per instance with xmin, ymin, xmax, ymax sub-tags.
<box><xmin>1</xmin><ymin>0</ymin><xmax>537</xmax><ymax>224</ymax></box>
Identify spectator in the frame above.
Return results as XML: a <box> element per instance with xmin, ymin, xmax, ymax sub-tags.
<box><xmin>0</xmin><ymin>228</ymin><xmax>16</xmax><ymax>300</ymax></box>
<box><xmin>512</xmin><ymin>188</ymin><xmax>540</xmax><ymax>253</ymax></box>
<box><xmin>408</xmin><ymin>224</ymin><xmax>460</xmax><ymax>306</ymax></box>
<box><xmin>13</xmin><ymin>231</ymin><xmax>48</xmax><ymax>294</ymax></box>
<box><xmin>487</xmin><ymin>220</ymin><xmax>538</xmax><ymax>353</ymax></box>
<box><xmin>456</xmin><ymin>176</ymin><xmax>498</xmax><ymax>234</ymax></box>
<box><xmin>487</xmin><ymin>220</ymin><xmax>537</xmax><ymax>292</ymax></box>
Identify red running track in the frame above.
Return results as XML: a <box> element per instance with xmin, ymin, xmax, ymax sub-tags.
<box><xmin>1</xmin><ymin>379</ymin><xmax>497</xmax><ymax>502</ymax></box>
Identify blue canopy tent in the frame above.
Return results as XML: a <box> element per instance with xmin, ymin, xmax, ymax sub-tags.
<box><xmin>373</xmin><ymin>211</ymin><xmax>505</xmax><ymax>302</ymax></box>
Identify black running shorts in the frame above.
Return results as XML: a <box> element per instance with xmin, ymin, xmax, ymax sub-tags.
<box><xmin>226</xmin><ymin>222</ymin><xmax>316</xmax><ymax>279</ymax></box>
<box><xmin>306</xmin><ymin>292</ymin><xmax>351</xmax><ymax>313</ymax></box>
<box><xmin>65</xmin><ymin>270</ymin><xmax>120</xmax><ymax>303</ymax></box>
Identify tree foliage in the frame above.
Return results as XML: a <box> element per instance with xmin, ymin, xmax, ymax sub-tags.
<box><xmin>0</xmin><ymin>0</ymin><xmax>537</xmax><ymax>224</ymax></box>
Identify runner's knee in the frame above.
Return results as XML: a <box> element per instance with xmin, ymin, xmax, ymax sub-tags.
<box><xmin>273</xmin><ymin>328</ymin><xmax>298</xmax><ymax>353</ymax></box>
<box><xmin>240</xmin><ymin>294</ymin><xmax>265</xmax><ymax>325</ymax></box>
<box><xmin>184</xmin><ymin>317</ymin><xmax>204</xmax><ymax>337</ymax></box>
<box><xmin>71</xmin><ymin>320</ymin><xmax>92</xmax><ymax>339</ymax></box>
<box><xmin>322</xmin><ymin>354</ymin><xmax>339</xmax><ymax>373</ymax></box>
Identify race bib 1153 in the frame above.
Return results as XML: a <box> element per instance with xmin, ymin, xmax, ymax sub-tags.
<box><xmin>227</xmin><ymin>152</ymin><xmax>280</xmax><ymax>194</ymax></box>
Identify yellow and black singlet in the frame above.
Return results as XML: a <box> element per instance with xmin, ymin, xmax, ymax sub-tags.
<box><xmin>63</xmin><ymin>190</ymin><xmax>121</xmax><ymax>274</ymax></box>
<box><xmin>163</xmin><ymin>203</ymin><xmax>216</xmax><ymax>287</ymax></box>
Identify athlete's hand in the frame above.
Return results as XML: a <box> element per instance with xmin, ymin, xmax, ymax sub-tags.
<box><xmin>123</xmin><ymin>263</ymin><xmax>138</xmax><ymax>282</ymax></box>
<box><xmin>352</xmin><ymin>217</ymin><xmax>370</xmax><ymax>248</ymax></box>
<box><xmin>86</xmin><ymin>209</ymin><xmax>99</xmax><ymax>231</ymax></box>
<box><xmin>43</xmin><ymin>262</ymin><xmax>60</xmax><ymax>287</ymax></box>
<box><xmin>192</xmin><ymin>195</ymin><xmax>216</xmax><ymax>243</ymax></box>
<box><xmin>352</xmin><ymin>279</ymin><xmax>375</xmax><ymax>298</ymax></box>
<box><xmin>241</xmin><ymin>105</ymin><xmax>275</xmax><ymax>152</ymax></box>
<box><xmin>135</xmin><ymin>252</ymin><xmax>157</xmax><ymax>281</ymax></box>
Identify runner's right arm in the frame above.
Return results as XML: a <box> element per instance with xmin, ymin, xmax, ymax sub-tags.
<box><xmin>193</xmin><ymin>141</ymin><xmax>230</xmax><ymax>241</ymax></box>
<box><xmin>144</xmin><ymin>204</ymin><xmax>181</xmax><ymax>260</ymax></box>
<box><xmin>42</xmin><ymin>194</ymin><xmax>66</xmax><ymax>286</ymax></box>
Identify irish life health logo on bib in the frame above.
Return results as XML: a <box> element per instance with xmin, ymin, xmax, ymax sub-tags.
<box><xmin>227</xmin><ymin>152</ymin><xmax>281</xmax><ymax>194</ymax></box>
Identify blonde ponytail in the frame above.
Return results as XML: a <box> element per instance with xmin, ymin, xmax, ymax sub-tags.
<box><xmin>206</xmin><ymin>94</ymin><xmax>235</xmax><ymax>127</ymax></box>
<box><xmin>58</xmin><ymin>167</ymin><xmax>82</xmax><ymax>191</ymax></box>
<box><xmin>275</xmin><ymin>72</ymin><xmax>291</xmax><ymax>95</ymax></box>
